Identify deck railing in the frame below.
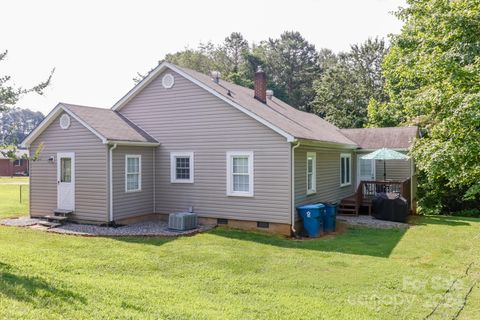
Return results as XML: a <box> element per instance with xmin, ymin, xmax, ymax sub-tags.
<box><xmin>359</xmin><ymin>178</ymin><xmax>411</xmax><ymax>205</ymax></box>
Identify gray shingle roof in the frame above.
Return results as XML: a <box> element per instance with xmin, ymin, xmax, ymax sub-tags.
<box><xmin>174</xmin><ymin>65</ymin><xmax>357</xmax><ymax>146</ymax></box>
<box><xmin>340</xmin><ymin>126</ymin><xmax>418</xmax><ymax>149</ymax></box>
<box><xmin>61</xmin><ymin>103</ymin><xmax>158</xmax><ymax>144</ymax></box>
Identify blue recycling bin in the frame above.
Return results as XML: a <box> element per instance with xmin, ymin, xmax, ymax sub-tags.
<box><xmin>322</xmin><ymin>202</ymin><xmax>338</xmax><ymax>232</ymax></box>
<box><xmin>297</xmin><ymin>204</ymin><xmax>325</xmax><ymax>237</ymax></box>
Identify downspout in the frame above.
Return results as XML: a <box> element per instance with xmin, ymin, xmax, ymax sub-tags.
<box><xmin>291</xmin><ymin>140</ymin><xmax>301</xmax><ymax>235</ymax></box>
<box><xmin>109</xmin><ymin>143</ymin><xmax>117</xmax><ymax>223</ymax></box>
<box><xmin>153</xmin><ymin>148</ymin><xmax>156</xmax><ymax>214</ymax></box>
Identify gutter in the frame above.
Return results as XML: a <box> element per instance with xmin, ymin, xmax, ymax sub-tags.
<box><xmin>109</xmin><ymin>143</ymin><xmax>117</xmax><ymax>223</ymax></box>
<box><xmin>107</xmin><ymin>140</ymin><xmax>159</xmax><ymax>147</ymax></box>
<box><xmin>291</xmin><ymin>140</ymin><xmax>301</xmax><ymax>235</ymax></box>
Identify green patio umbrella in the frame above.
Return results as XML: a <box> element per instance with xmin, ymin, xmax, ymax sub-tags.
<box><xmin>360</xmin><ymin>148</ymin><xmax>410</xmax><ymax>181</ymax></box>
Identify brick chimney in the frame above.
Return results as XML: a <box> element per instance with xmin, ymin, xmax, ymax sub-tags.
<box><xmin>254</xmin><ymin>66</ymin><xmax>267</xmax><ymax>103</ymax></box>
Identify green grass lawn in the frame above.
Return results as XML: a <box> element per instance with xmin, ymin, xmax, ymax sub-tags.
<box><xmin>0</xmin><ymin>215</ymin><xmax>479</xmax><ymax>319</ymax></box>
<box><xmin>0</xmin><ymin>177</ymin><xmax>29</xmax><ymax>219</ymax></box>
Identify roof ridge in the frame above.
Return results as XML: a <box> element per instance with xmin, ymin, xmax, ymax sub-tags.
<box><xmin>60</xmin><ymin>102</ymin><xmax>112</xmax><ymax>111</ymax></box>
<box><xmin>341</xmin><ymin>126</ymin><xmax>418</xmax><ymax>131</ymax></box>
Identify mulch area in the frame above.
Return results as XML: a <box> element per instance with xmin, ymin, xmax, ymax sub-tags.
<box><xmin>0</xmin><ymin>217</ymin><xmax>215</xmax><ymax>237</ymax></box>
<box><xmin>337</xmin><ymin>214</ymin><xmax>410</xmax><ymax>229</ymax></box>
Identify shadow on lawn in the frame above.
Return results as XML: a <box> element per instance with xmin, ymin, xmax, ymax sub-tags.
<box><xmin>410</xmin><ymin>215</ymin><xmax>473</xmax><ymax>226</ymax></box>
<box><xmin>111</xmin><ymin>236</ymin><xmax>176</xmax><ymax>246</ymax></box>
<box><xmin>0</xmin><ymin>262</ymin><xmax>86</xmax><ymax>306</ymax></box>
<box><xmin>209</xmin><ymin>226</ymin><xmax>407</xmax><ymax>258</ymax></box>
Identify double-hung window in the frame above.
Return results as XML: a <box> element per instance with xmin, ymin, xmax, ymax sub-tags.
<box><xmin>170</xmin><ymin>152</ymin><xmax>194</xmax><ymax>183</ymax></box>
<box><xmin>340</xmin><ymin>153</ymin><xmax>351</xmax><ymax>186</ymax></box>
<box><xmin>306</xmin><ymin>152</ymin><xmax>316</xmax><ymax>194</ymax></box>
<box><xmin>125</xmin><ymin>155</ymin><xmax>141</xmax><ymax>192</ymax></box>
<box><xmin>227</xmin><ymin>151</ymin><xmax>254</xmax><ymax>197</ymax></box>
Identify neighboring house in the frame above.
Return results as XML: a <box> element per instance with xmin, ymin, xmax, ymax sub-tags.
<box><xmin>0</xmin><ymin>149</ymin><xmax>29</xmax><ymax>176</ymax></box>
<box><xmin>21</xmin><ymin>62</ymin><xmax>418</xmax><ymax>235</ymax></box>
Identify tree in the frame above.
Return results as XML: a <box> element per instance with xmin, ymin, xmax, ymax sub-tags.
<box><xmin>314</xmin><ymin>38</ymin><xmax>388</xmax><ymax>128</ymax></box>
<box><xmin>313</xmin><ymin>58</ymin><xmax>365</xmax><ymax>127</ymax></box>
<box><xmin>0</xmin><ymin>50</ymin><xmax>54</xmax><ymax>112</ymax></box>
<box><xmin>260</xmin><ymin>31</ymin><xmax>321</xmax><ymax>111</ymax></box>
<box><xmin>379</xmin><ymin>0</ymin><xmax>480</xmax><ymax>213</ymax></box>
<box><xmin>0</xmin><ymin>107</ymin><xmax>44</xmax><ymax>145</ymax></box>
<box><xmin>221</xmin><ymin>32</ymin><xmax>249</xmax><ymax>74</ymax></box>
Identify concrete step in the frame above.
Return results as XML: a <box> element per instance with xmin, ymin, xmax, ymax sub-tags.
<box><xmin>37</xmin><ymin>220</ymin><xmax>61</xmax><ymax>228</ymax></box>
<box><xmin>53</xmin><ymin>209</ymin><xmax>73</xmax><ymax>216</ymax></box>
<box><xmin>44</xmin><ymin>215</ymin><xmax>68</xmax><ymax>222</ymax></box>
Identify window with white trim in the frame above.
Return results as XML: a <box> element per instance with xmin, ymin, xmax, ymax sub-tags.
<box><xmin>227</xmin><ymin>151</ymin><xmax>254</xmax><ymax>197</ymax></box>
<box><xmin>340</xmin><ymin>153</ymin><xmax>352</xmax><ymax>186</ymax></box>
<box><xmin>307</xmin><ymin>152</ymin><xmax>316</xmax><ymax>194</ymax></box>
<box><xmin>14</xmin><ymin>159</ymin><xmax>23</xmax><ymax>166</ymax></box>
<box><xmin>170</xmin><ymin>152</ymin><xmax>194</xmax><ymax>183</ymax></box>
<box><xmin>125</xmin><ymin>155</ymin><xmax>141</xmax><ymax>192</ymax></box>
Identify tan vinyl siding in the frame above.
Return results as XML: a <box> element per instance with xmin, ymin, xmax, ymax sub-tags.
<box><xmin>30</xmin><ymin>112</ymin><xmax>108</xmax><ymax>222</ymax></box>
<box><xmin>112</xmin><ymin>146</ymin><xmax>154</xmax><ymax>220</ymax></box>
<box><xmin>294</xmin><ymin>146</ymin><xmax>355</xmax><ymax>217</ymax></box>
<box><xmin>375</xmin><ymin>159</ymin><xmax>412</xmax><ymax>181</ymax></box>
<box><xmin>119</xmin><ymin>70</ymin><xmax>291</xmax><ymax>224</ymax></box>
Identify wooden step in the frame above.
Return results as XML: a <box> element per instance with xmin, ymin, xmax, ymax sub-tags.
<box><xmin>339</xmin><ymin>202</ymin><xmax>356</xmax><ymax>206</ymax></box>
<box><xmin>53</xmin><ymin>209</ymin><xmax>73</xmax><ymax>216</ymax></box>
<box><xmin>339</xmin><ymin>204</ymin><xmax>357</xmax><ymax>209</ymax></box>
<box><xmin>37</xmin><ymin>220</ymin><xmax>61</xmax><ymax>228</ymax></box>
<box><xmin>44</xmin><ymin>215</ymin><xmax>68</xmax><ymax>222</ymax></box>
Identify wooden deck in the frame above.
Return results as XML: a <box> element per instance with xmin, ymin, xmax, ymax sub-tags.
<box><xmin>339</xmin><ymin>179</ymin><xmax>411</xmax><ymax>215</ymax></box>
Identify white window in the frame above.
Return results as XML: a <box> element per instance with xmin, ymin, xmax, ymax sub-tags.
<box><xmin>125</xmin><ymin>155</ymin><xmax>141</xmax><ymax>192</ymax></box>
<box><xmin>340</xmin><ymin>153</ymin><xmax>352</xmax><ymax>187</ymax></box>
<box><xmin>306</xmin><ymin>152</ymin><xmax>316</xmax><ymax>194</ymax></box>
<box><xmin>14</xmin><ymin>159</ymin><xmax>23</xmax><ymax>166</ymax></box>
<box><xmin>170</xmin><ymin>152</ymin><xmax>194</xmax><ymax>183</ymax></box>
<box><xmin>227</xmin><ymin>151</ymin><xmax>254</xmax><ymax>197</ymax></box>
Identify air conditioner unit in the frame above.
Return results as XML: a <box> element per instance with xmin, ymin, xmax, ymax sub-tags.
<box><xmin>168</xmin><ymin>212</ymin><xmax>198</xmax><ymax>231</ymax></box>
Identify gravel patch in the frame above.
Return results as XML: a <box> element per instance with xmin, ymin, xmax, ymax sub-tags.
<box><xmin>48</xmin><ymin>221</ymin><xmax>216</xmax><ymax>237</ymax></box>
<box><xmin>0</xmin><ymin>217</ymin><xmax>42</xmax><ymax>227</ymax></box>
<box><xmin>337</xmin><ymin>215</ymin><xmax>409</xmax><ymax>229</ymax></box>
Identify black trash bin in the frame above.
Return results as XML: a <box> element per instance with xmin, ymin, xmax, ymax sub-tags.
<box><xmin>372</xmin><ymin>193</ymin><xmax>408</xmax><ymax>222</ymax></box>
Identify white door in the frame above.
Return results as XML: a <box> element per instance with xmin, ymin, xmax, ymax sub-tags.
<box><xmin>57</xmin><ymin>152</ymin><xmax>75</xmax><ymax>210</ymax></box>
<box><xmin>357</xmin><ymin>155</ymin><xmax>375</xmax><ymax>187</ymax></box>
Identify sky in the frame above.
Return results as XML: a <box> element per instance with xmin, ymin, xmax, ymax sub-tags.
<box><xmin>2</xmin><ymin>0</ymin><xmax>406</xmax><ymax>115</ymax></box>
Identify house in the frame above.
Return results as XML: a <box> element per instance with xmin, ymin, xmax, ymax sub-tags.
<box><xmin>21</xmin><ymin>62</ymin><xmax>417</xmax><ymax>235</ymax></box>
<box><xmin>0</xmin><ymin>149</ymin><xmax>29</xmax><ymax>176</ymax></box>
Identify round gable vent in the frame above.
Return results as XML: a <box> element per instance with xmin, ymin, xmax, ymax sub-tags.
<box><xmin>59</xmin><ymin>114</ymin><xmax>71</xmax><ymax>129</ymax></box>
<box><xmin>162</xmin><ymin>73</ymin><xmax>175</xmax><ymax>89</ymax></box>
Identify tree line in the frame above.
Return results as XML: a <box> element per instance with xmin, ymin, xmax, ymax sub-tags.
<box><xmin>0</xmin><ymin>108</ymin><xmax>44</xmax><ymax>145</ymax></box>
